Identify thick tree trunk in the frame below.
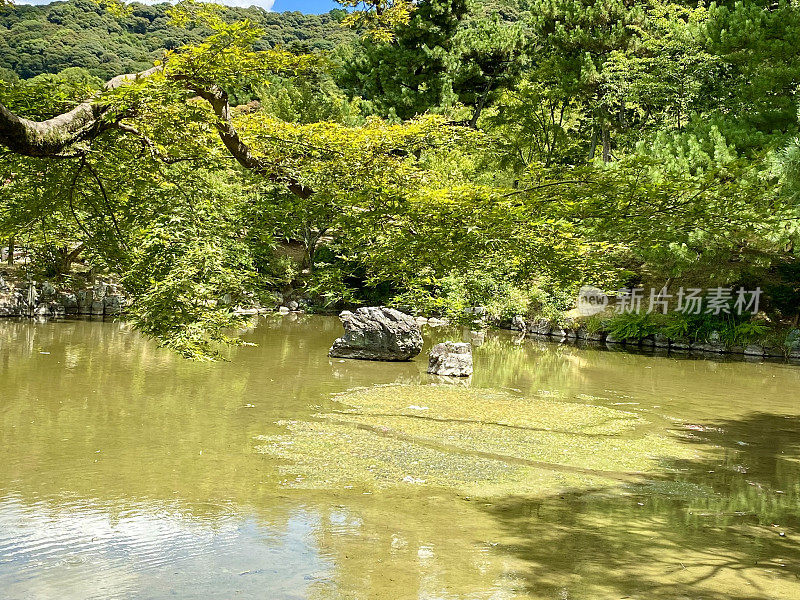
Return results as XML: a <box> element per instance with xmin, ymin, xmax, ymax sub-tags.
<box><xmin>57</xmin><ymin>243</ymin><xmax>84</xmax><ymax>274</ymax></box>
<box><xmin>6</xmin><ymin>236</ymin><xmax>13</xmax><ymax>266</ymax></box>
<box><xmin>588</xmin><ymin>129</ymin><xmax>597</xmax><ymax>160</ymax></box>
<box><xmin>601</xmin><ymin>127</ymin><xmax>611</xmax><ymax>163</ymax></box>
<box><xmin>0</xmin><ymin>66</ymin><xmax>313</xmax><ymax>198</ymax></box>
<box><xmin>0</xmin><ymin>101</ymin><xmax>102</xmax><ymax>157</ymax></box>
<box><xmin>0</xmin><ymin>67</ymin><xmax>160</xmax><ymax>157</ymax></box>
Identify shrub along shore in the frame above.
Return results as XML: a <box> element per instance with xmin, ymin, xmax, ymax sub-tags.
<box><xmin>4</xmin><ymin>267</ymin><xmax>797</xmax><ymax>362</ymax></box>
<box><xmin>513</xmin><ymin>316</ymin><xmax>800</xmax><ymax>360</ymax></box>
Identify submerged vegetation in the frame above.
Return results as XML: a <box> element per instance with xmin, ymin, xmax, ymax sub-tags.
<box><xmin>257</xmin><ymin>384</ymin><xmax>696</xmax><ymax>494</ymax></box>
<box><xmin>1</xmin><ymin>0</ymin><xmax>800</xmax><ymax>356</ymax></box>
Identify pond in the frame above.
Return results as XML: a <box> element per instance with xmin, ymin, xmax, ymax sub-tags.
<box><xmin>0</xmin><ymin>315</ymin><xmax>798</xmax><ymax>599</ymax></box>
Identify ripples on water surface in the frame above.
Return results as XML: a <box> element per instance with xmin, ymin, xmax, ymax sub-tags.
<box><xmin>1</xmin><ymin>315</ymin><xmax>799</xmax><ymax>599</ymax></box>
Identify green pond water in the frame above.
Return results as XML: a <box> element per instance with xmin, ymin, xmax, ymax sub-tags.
<box><xmin>0</xmin><ymin>315</ymin><xmax>799</xmax><ymax>599</ymax></box>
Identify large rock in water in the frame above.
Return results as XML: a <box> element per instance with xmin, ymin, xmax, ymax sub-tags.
<box><xmin>427</xmin><ymin>342</ymin><xmax>473</xmax><ymax>377</ymax></box>
<box><xmin>329</xmin><ymin>307</ymin><xmax>423</xmax><ymax>361</ymax></box>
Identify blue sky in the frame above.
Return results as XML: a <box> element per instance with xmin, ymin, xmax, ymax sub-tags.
<box><xmin>17</xmin><ymin>0</ymin><xmax>343</xmax><ymax>12</ymax></box>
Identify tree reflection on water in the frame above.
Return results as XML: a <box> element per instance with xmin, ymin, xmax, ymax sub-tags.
<box><xmin>487</xmin><ymin>412</ymin><xmax>800</xmax><ymax>599</ymax></box>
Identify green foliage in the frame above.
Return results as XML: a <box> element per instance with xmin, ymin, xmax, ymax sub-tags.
<box><xmin>123</xmin><ymin>222</ymin><xmax>252</xmax><ymax>361</ymax></box>
<box><xmin>784</xmin><ymin>328</ymin><xmax>800</xmax><ymax>350</ymax></box>
<box><xmin>702</xmin><ymin>1</ymin><xmax>800</xmax><ymax>143</ymax></box>
<box><xmin>335</xmin><ymin>0</ymin><xmax>415</xmax><ymax>42</ymax></box>
<box><xmin>335</xmin><ymin>0</ymin><xmax>469</xmax><ymax>120</ymax></box>
<box><xmin>660</xmin><ymin>312</ymin><xmax>769</xmax><ymax>346</ymax></box>
<box><xmin>303</xmin><ymin>263</ymin><xmax>361</xmax><ymax>309</ymax></box>
<box><xmin>118</xmin><ymin>167</ymin><xmax>260</xmax><ymax>360</ymax></box>
<box><xmin>483</xmin><ymin>79</ymin><xmax>583</xmax><ymax>169</ymax></box>
<box><xmin>606</xmin><ymin>312</ymin><xmax>663</xmax><ymax>342</ymax></box>
<box><xmin>0</xmin><ymin>67</ymin><xmax>101</xmax><ymax>118</ymax></box>
<box><xmin>726</xmin><ymin>321</ymin><xmax>770</xmax><ymax>346</ymax></box>
<box><xmin>390</xmin><ymin>270</ymin><xmax>574</xmax><ymax>323</ymax></box>
<box><xmin>0</xmin><ymin>0</ymin><xmax>354</xmax><ymax>80</ymax></box>
<box><xmin>4</xmin><ymin>0</ymin><xmax>800</xmax><ymax>358</ymax></box>
<box><xmin>605</xmin><ymin>311</ymin><xmax>771</xmax><ymax>346</ymax></box>
<box><xmin>256</xmin><ymin>73</ymin><xmax>366</xmax><ymax>126</ymax></box>
<box><xmin>524</xmin><ymin>0</ymin><xmax>650</xmax><ymax>160</ymax></box>
<box><xmin>582</xmin><ymin>314</ymin><xmax>606</xmax><ymax>335</ymax></box>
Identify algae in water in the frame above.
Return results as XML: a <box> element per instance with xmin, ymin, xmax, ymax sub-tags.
<box><xmin>256</xmin><ymin>384</ymin><xmax>696</xmax><ymax>495</ymax></box>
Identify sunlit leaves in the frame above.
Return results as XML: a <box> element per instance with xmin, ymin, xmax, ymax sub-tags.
<box><xmin>335</xmin><ymin>0</ymin><xmax>415</xmax><ymax>42</ymax></box>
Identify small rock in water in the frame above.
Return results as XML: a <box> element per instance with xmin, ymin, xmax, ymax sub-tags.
<box><xmin>33</xmin><ymin>304</ymin><xmax>52</xmax><ymax>317</ymax></box>
<box><xmin>528</xmin><ymin>319</ymin><xmax>552</xmax><ymax>336</ymax></box>
<box><xmin>428</xmin><ymin>342</ymin><xmax>473</xmax><ymax>377</ymax></box>
<box><xmin>468</xmin><ymin>330</ymin><xmax>486</xmax><ymax>347</ymax></box>
<box><xmin>287</xmin><ymin>300</ymin><xmax>299</xmax><ymax>311</ymax></box>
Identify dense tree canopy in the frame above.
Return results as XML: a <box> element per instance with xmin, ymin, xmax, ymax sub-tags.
<box><xmin>0</xmin><ymin>0</ymin><xmax>353</xmax><ymax>80</ymax></box>
<box><xmin>1</xmin><ymin>0</ymin><xmax>800</xmax><ymax>356</ymax></box>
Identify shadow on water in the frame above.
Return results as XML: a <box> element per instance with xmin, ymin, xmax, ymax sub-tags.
<box><xmin>485</xmin><ymin>412</ymin><xmax>800</xmax><ymax>599</ymax></box>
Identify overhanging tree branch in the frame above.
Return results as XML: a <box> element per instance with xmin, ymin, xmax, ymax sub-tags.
<box><xmin>0</xmin><ymin>67</ymin><xmax>161</xmax><ymax>157</ymax></box>
<box><xmin>0</xmin><ymin>65</ymin><xmax>314</xmax><ymax>198</ymax></box>
<box><xmin>188</xmin><ymin>83</ymin><xmax>313</xmax><ymax>198</ymax></box>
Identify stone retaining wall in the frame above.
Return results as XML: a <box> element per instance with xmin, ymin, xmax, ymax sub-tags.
<box><xmin>0</xmin><ymin>276</ymin><xmax>127</xmax><ymax>318</ymax></box>
<box><xmin>516</xmin><ymin>318</ymin><xmax>800</xmax><ymax>360</ymax></box>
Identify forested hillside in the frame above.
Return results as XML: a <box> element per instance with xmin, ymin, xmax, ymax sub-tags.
<box><xmin>0</xmin><ymin>0</ymin><xmax>353</xmax><ymax>80</ymax></box>
<box><xmin>2</xmin><ymin>0</ymin><xmax>800</xmax><ymax>357</ymax></box>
